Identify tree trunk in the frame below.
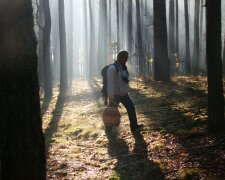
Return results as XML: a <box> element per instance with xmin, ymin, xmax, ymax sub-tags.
<box><xmin>37</xmin><ymin>0</ymin><xmax>44</xmax><ymax>87</ymax></box>
<box><xmin>68</xmin><ymin>0</ymin><xmax>74</xmax><ymax>86</ymax></box>
<box><xmin>127</xmin><ymin>0</ymin><xmax>132</xmax><ymax>54</ymax></box>
<box><xmin>108</xmin><ymin>0</ymin><xmax>112</xmax><ymax>63</ymax></box>
<box><xmin>0</xmin><ymin>0</ymin><xmax>46</xmax><ymax>179</ymax></box>
<box><xmin>169</xmin><ymin>0</ymin><xmax>176</xmax><ymax>74</ymax></box>
<box><xmin>199</xmin><ymin>0</ymin><xmax>206</xmax><ymax>73</ymax></box>
<box><xmin>153</xmin><ymin>0</ymin><xmax>170</xmax><ymax>82</ymax></box>
<box><xmin>43</xmin><ymin>0</ymin><xmax>53</xmax><ymax>98</ymax></box>
<box><xmin>136</xmin><ymin>0</ymin><xmax>144</xmax><ymax>75</ymax></box>
<box><xmin>184</xmin><ymin>0</ymin><xmax>191</xmax><ymax>73</ymax></box>
<box><xmin>102</xmin><ymin>0</ymin><xmax>107</xmax><ymax>67</ymax></box>
<box><xmin>175</xmin><ymin>0</ymin><xmax>179</xmax><ymax>60</ymax></box>
<box><xmin>121</xmin><ymin>0</ymin><xmax>125</xmax><ymax>49</ymax></box>
<box><xmin>88</xmin><ymin>0</ymin><xmax>94</xmax><ymax>79</ymax></box>
<box><xmin>116</xmin><ymin>0</ymin><xmax>120</xmax><ymax>53</ymax></box>
<box><xmin>83</xmin><ymin>0</ymin><xmax>88</xmax><ymax>78</ymax></box>
<box><xmin>222</xmin><ymin>34</ymin><xmax>225</xmax><ymax>76</ymax></box>
<box><xmin>206</xmin><ymin>0</ymin><xmax>224</xmax><ymax>130</ymax></box>
<box><xmin>193</xmin><ymin>0</ymin><xmax>200</xmax><ymax>75</ymax></box>
<box><xmin>58</xmin><ymin>0</ymin><xmax>68</xmax><ymax>91</ymax></box>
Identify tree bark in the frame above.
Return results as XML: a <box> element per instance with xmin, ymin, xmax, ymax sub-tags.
<box><xmin>0</xmin><ymin>0</ymin><xmax>46</xmax><ymax>179</ymax></box>
<box><xmin>83</xmin><ymin>0</ymin><xmax>88</xmax><ymax>78</ymax></box>
<box><xmin>136</xmin><ymin>0</ymin><xmax>144</xmax><ymax>75</ymax></box>
<box><xmin>206</xmin><ymin>0</ymin><xmax>224</xmax><ymax>130</ymax></box>
<box><xmin>193</xmin><ymin>0</ymin><xmax>200</xmax><ymax>75</ymax></box>
<box><xmin>88</xmin><ymin>0</ymin><xmax>94</xmax><ymax>79</ymax></box>
<box><xmin>222</xmin><ymin>34</ymin><xmax>225</xmax><ymax>76</ymax></box>
<box><xmin>58</xmin><ymin>0</ymin><xmax>68</xmax><ymax>91</ymax></box>
<box><xmin>175</xmin><ymin>0</ymin><xmax>179</xmax><ymax>57</ymax></box>
<box><xmin>184</xmin><ymin>0</ymin><xmax>191</xmax><ymax>73</ymax></box>
<box><xmin>127</xmin><ymin>0</ymin><xmax>132</xmax><ymax>54</ymax></box>
<box><xmin>43</xmin><ymin>0</ymin><xmax>53</xmax><ymax>97</ymax></box>
<box><xmin>37</xmin><ymin>0</ymin><xmax>44</xmax><ymax>87</ymax></box>
<box><xmin>169</xmin><ymin>0</ymin><xmax>176</xmax><ymax>74</ymax></box>
<box><xmin>153</xmin><ymin>0</ymin><xmax>170</xmax><ymax>82</ymax></box>
<box><xmin>116</xmin><ymin>0</ymin><xmax>120</xmax><ymax>53</ymax></box>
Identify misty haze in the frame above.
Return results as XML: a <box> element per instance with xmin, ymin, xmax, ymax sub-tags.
<box><xmin>0</xmin><ymin>0</ymin><xmax>225</xmax><ymax>179</ymax></box>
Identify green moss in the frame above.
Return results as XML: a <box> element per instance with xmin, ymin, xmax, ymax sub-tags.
<box><xmin>176</xmin><ymin>168</ymin><xmax>201</xmax><ymax>180</ymax></box>
<box><xmin>108</xmin><ymin>172</ymin><xmax>120</xmax><ymax>180</ymax></box>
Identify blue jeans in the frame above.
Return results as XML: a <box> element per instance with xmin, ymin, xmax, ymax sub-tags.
<box><xmin>115</xmin><ymin>94</ymin><xmax>138</xmax><ymax>129</ymax></box>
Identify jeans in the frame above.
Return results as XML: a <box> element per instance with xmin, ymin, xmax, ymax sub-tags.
<box><xmin>115</xmin><ymin>94</ymin><xmax>138</xmax><ymax>129</ymax></box>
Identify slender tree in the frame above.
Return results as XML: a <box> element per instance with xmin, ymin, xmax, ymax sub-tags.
<box><xmin>199</xmin><ymin>0</ymin><xmax>206</xmax><ymax>73</ymax></box>
<box><xmin>168</xmin><ymin>0</ymin><xmax>176</xmax><ymax>74</ymax></box>
<box><xmin>108</xmin><ymin>0</ymin><xmax>112</xmax><ymax>63</ymax></box>
<box><xmin>88</xmin><ymin>0</ymin><xmax>94</xmax><ymax>79</ymax></box>
<box><xmin>223</xmin><ymin>34</ymin><xmax>225</xmax><ymax>76</ymax></box>
<box><xmin>127</xmin><ymin>0</ymin><xmax>132</xmax><ymax>54</ymax></box>
<box><xmin>0</xmin><ymin>0</ymin><xmax>46</xmax><ymax>178</ymax></box>
<box><xmin>193</xmin><ymin>0</ymin><xmax>200</xmax><ymax>75</ymax></box>
<box><xmin>68</xmin><ymin>0</ymin><xmax>74</xmax><ymax>85</ymax></box>
<box><xmin>116</xmin><ymin>0</ymin><xmax>120</xmax><ymax>52</ymax></box>
<box><xmin>206</xmin><ymin>0</ymin><xmax>224</xmax><ymax>130</ymax></box>
<box><xmin>121</xmin><ymin>0</ymin><xmax>125</xmax><ymax>49</ymax></box>
<box><xmin>184</xmin><ymin>0</ymin><xmax>191</xmax><ymax>73</ymax></box>
<box><xmin>43</xmin><ymin>0</ymin><xmax>53</xmax><ymax>97</ymax></box>
<box><xmin>102</xmin><ymin>0</ymin><xmax>107</xmax><ymax>66</ymax></box>
<box><xmin>58</xmin><ymin>0</ymin><xmax>68</xmax><ymax>91</ymax></box>
<box><xmin>175</xmin><ymin>0</ymin><xmax>179</xmax><ymax>57</ymax></box>
<box><xmin>153</xmin><ymin>0</ymin><xmax>170</xmax><ymax>82</ymax></box>
<box><xmin>37</xmin><ymin>0</ymin><xmax>44</xmax><ymax>86</ymax></box>
<box><xmin>83</xmin><ymin>0</ymin><xmax>88</xmax><ymax>78</ymax></box>
<box><xmin>136</xmin><ymin>0</ymin><xmax>144</xmax><ymax>75</ymax></box>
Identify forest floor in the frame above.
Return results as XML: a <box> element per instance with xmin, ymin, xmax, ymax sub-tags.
<box><xmin>41</xmin><ymin>76</ymin><xmax>225</xmax><ymax>180</ymax></box>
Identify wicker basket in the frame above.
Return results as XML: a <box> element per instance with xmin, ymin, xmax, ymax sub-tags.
<box><xmin>102</xmin><ymin>107</ymin><xmax>121</xmax><ymax>127</ymax></box>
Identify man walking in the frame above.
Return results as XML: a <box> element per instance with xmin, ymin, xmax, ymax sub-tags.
<box><xmin>107</xmin><ymin>50</ymin><xmax>143</xmax><ymax>132</ymax></box>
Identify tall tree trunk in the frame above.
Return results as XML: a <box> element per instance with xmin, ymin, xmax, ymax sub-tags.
<box><xmin>127</xmin><ymin>0</ymin><xmax>132</xmax><ymax>54</ymax></box>
<box><xmin>121</xmin><ymin>0</ymin><xmax>125</xmax><ymax>49</ymax></box>
<box><xmin>88</xmin><ymin>0</ymin><xmax>94</xmax><ymax>79</ymax></box>
<box><xmin>108</xmin><ymin>0</ymin><xmax>112</xmax><ymax>63</ymax></box>
<box><xmin>184</xmin><ymin>0</ymin><xmax>191</xmax><ymax>73</ymax></box>
<box><xmin>38</xmin><ymin>0</ymin><xmax>44</xmax><ymax>87</ymax></box>
<box><xmin>83</xmin><ymin>0</ymin><xmax>88</xmax><ymax>78</ymax></box>
<box><xmin>193</xmin><ymin>0</ymin><xmax>200</xmax><ymax>75</ymax></box>
<box><xmin>153</xmin><ymin>0</ymin><xmax>170</xmax><ymax>82</ymax></box>
<box><xmin>116</xmin><ymin>0</ymin><xmax>120</xmax><ymax>53</ymax></box>
<box><xmin>136</xmin><ymin>0</ymin><xmax>144</xmax><ymax>75</ymax></box>
<box><xmin>43</xmin><ymin>0</ymin><xmax>52</xmax><ymax>98</ymax></box>
<box><xmin>97</xmin><ymin>0</ymin><xmax>107</xmax><ymax>73</ymax></box>
<box><xmin>102</xmin><ymin>0</ymin><xmax>107</xmax><ymax>66</ymax></box>
<box><xmin>168</xmin><ymin>0</ymin><xmax>176</xmax><ymax>75</ymax></box>
<box><xmin>68</xmin><ymin>0</ymin><xmax>74</xmax><ymax>86</ymax></box>
<box><xmin>0</xmin><ymin>0</ymin><xmax>46</xmax><ymax>179</ymax></box>
<box><xmin>199</xmin><ymin>0</ymin><xmax>205</xmax><ymax>73</ymax></box>
<box><xmin>206</xmin><ymin>0</ymin><xmax>224</xmax><ymax>130</ymax></box>
<box><xmin>59</xmin><ymin>0</ymin><xmax>68</xmax><ymax>91</ymax></box>
<box><xmin>223</xmin><ymin>34</ymin><xmax>225</xmax><ymax>76</ymax></box>
<box><xmin>175</xmin><ymin>0</ymin><xmax>179</xmax><ymax>57</ymax></box>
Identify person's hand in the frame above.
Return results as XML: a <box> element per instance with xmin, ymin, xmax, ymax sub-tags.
<box><xmin>108</xmin><ymin>97</ymin><xmax>114</xmax><ymax>107</ymax></box>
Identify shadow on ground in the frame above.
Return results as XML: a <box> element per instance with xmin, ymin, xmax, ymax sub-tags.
<box><xmin>105</xmin><ymin>129</ymin><xmax>164</xmax><ymax>180</ymax></box>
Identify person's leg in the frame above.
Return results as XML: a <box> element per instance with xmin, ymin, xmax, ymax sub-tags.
<box><xmin>118</xmin><ymin>94</ymin><xmax>138</xmax><ymax>130</ymax></box>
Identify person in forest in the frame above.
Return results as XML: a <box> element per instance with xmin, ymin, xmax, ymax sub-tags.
<box><xmin>107</xmin><ymin>50</ymin><xmax>143</xmax><ymax>132</ymax></box>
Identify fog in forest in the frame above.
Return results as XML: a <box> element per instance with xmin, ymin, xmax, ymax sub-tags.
<box><xmin>34</xmin><ymin>0</ymin><xmax>225</xmax><ymax>87</ymax></box>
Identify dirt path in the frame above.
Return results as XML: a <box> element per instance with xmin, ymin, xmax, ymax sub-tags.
<box><xmin>41</xmin><ymin>77</ymin><xmax>225</xmax><ymax>180</ymax></box>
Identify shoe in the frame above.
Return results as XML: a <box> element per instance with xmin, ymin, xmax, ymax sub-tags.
<box><xmin>131</xmin><ymin>124</ymin><xmax>144</xmax><ymax>132</ymax></box>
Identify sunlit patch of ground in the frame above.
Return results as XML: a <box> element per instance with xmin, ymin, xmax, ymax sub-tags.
<box><xmin>41</xmin><ymin>76</ymin><xmax>225</xmax><ymax>179</ymax></box>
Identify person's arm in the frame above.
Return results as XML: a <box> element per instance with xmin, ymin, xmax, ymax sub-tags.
<box><xmin>107</xmin><ymin>65</ymin><xmax>116</xmax><ymax>105</ymax></box>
